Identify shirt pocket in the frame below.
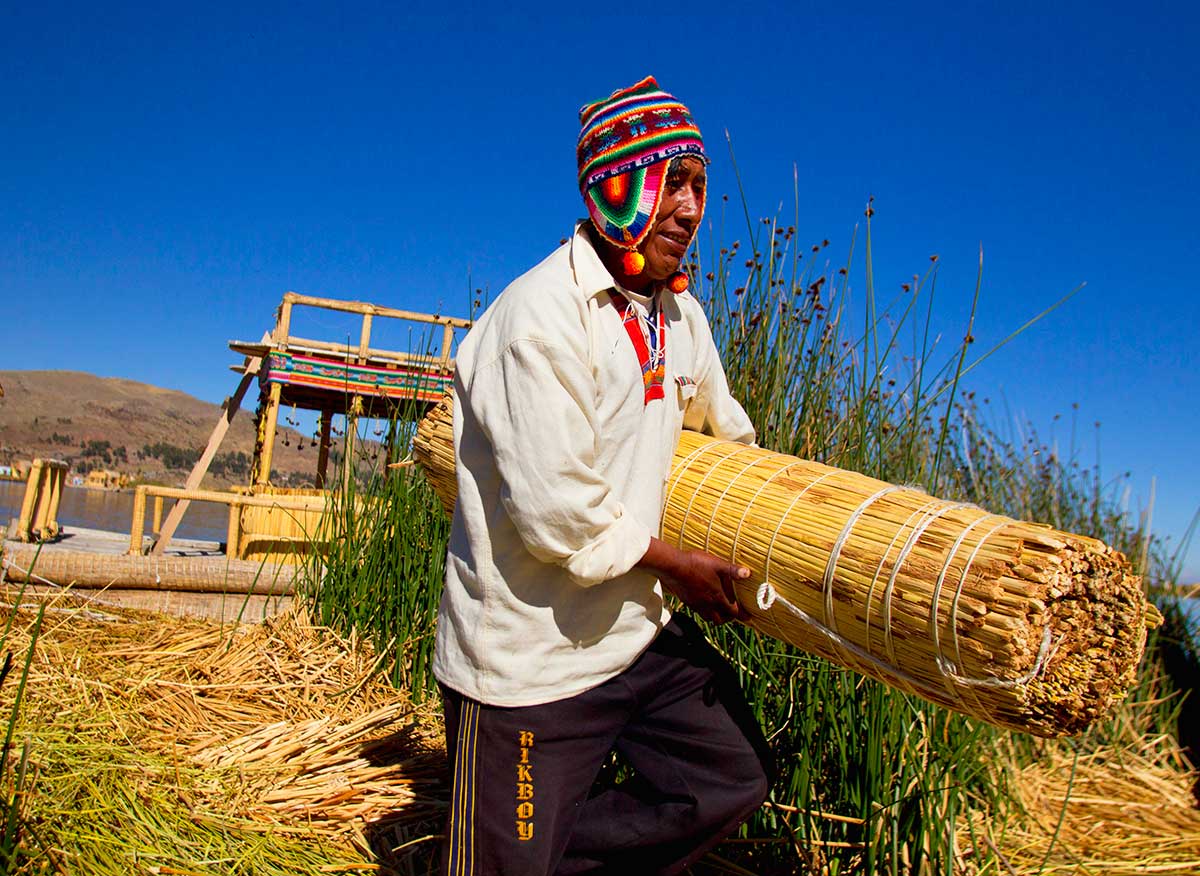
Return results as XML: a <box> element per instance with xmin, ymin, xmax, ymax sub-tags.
<box><xmin>675</xmin><ymin>375</ymin><xmax>698</xmax><ymax>413</ymax></box>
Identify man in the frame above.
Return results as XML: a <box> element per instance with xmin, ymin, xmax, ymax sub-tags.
<box><xmin>434</xmin><ymin>76</ymin><xmax>772</xmax><ymax>876</ymax></box>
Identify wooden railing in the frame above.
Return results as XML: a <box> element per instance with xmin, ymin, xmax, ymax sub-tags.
<box><xmin>14</xmin><ymin>459</ymin><xmax>68</xmax><ymax>543</ymax></box>
<box><xmin>275</xmin><ymin>291</ymin><xmax>472</xmax><ymax>370</ymax></box>
<box><xmin>130</xmin><ymin>485</ymin><xmax>329</xmax><ymax>561</ymax></box>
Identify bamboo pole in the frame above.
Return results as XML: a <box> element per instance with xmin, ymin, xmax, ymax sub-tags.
<box><xmin>44</xmin><ymin>462</ymin><xmax>65</xmax><ymax>538</ymax></box>
<box><xmin>358</xmin><ymin>313</ymin><xmax>373</xmax><ymax>362</ymax></box>
<box><xmin>239</xmin><ymin>336</ymin><xmax>458</xmax><ymax>370</ymax></box>
<box><xmin>130</xmin><ymin>485</ymin><xmax>148</xmax><ymax>555</ymax></box>
<box><xmin>32</xmin><ymin>467</ymin><xmax>53</xmax><ymax>536</ymax></box>
<box><xmin>131</xmin><ymin>485</ymin><xmax>327</xmax><ymax>557</ymax></box>
<box><xmin>255</xmin><ymin>382</ymin><xmax>284</xmax><ymax>488</ymax></box>
<box><xmin>227</xmin><ymin>504</ymin><xmax>241</xmax><ymax>559</ymax></box>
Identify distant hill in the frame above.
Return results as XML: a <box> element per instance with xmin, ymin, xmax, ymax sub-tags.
<box><xmin>0</xmin><ymin>370</ymin><xmax>325</xmax><ymax>488</ymax></box>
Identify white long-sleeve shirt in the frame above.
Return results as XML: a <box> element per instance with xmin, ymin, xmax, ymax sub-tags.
<box><xmin>432</xmin><ymin>222</ymin><xmax>755</xmax><ymax>706</ymax></box>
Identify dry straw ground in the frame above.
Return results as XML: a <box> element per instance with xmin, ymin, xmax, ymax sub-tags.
<box><xmin>1</xmin><ymin>590</ymin><xmax>1198</xmax><ymax>875</ymax></box>
<box><xmin>0</xmin><ymin>589</ymin><xmax>448</xmax><ymax>874</ymax></box>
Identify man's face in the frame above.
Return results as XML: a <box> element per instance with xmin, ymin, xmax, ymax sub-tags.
<box><xmin>639</xmin><ymin>157</ymin><xmax>706</xmax><ymax>281</ymax></box>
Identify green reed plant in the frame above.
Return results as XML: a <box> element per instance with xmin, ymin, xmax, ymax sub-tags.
<box><xmin>299</xmin><ymin>384</ymin><xmax>452</xmax><ymax>702</ymax></box>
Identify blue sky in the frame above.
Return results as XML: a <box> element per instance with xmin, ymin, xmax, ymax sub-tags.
<box><xmin>2</xmin><ymin>2</ymin><xmax>1197</xmax><ymax>581</ymax></box>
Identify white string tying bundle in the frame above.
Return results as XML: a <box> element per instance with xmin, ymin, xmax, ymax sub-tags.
<box><xmin>754</xmin><ymin>579</ymin><xmax>1055</xmax><ymax>699</ymax></box>
<box><xmin>1</xmin><ymin>555</ymin><xmax>64</xmax><ymax>590</ymax></box>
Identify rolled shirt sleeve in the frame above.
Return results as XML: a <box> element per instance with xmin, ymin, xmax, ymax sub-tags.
<box><xmin>466</xmin><ymin>337</ymin><xmax>653</xmax><ymax>587</ymax></box>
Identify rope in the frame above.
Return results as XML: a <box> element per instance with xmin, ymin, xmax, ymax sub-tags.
<box><xmin>2</xmin><ymin>555</ymin><xmax>64</xmax><ymax>589</ymax></box>
<box><xmin>702</xmin><ymin>454</ymin><xmax>779</xmax><ymax>554</ymax></box>
<box><xmin>923</xmin><ymin>512</ymin><xmax>1003</xmax><ymax>707</ymax></box>
<box><xmin>730</xmin><ymin>460</ymin><xmax>811</xmax><ymax>562</ymax></box>
<box><xmin>755</xmin><ymin>580</ymin><xmax>1056</xmax><ymax>696</ymax></box>
<box><xmin>821</xmin><ymin>485</ymin><xmax>907</xmax><ymax>644</ymax></box>
<box><xmin>672</xmin><ymin>442</ymin><xmax>758</xmax><ymax>549</ymax></box>
<box><xmin>662</xmin><ymin>439</ymin><xmax>726</xmax><ymax>536</ymax></box>
<box><xmin>860</xmin><ymin>496</ymin><xmax>944</xmax><ymax>696</ymax></box>
<box><xmin>879</xmin><ymin>500</ymin><xmax>973</xmax><ymax>671</ymax></box>
<box><xmin>944</xmin><ymin>518</ymin><xmax>1019</xmax><ymax>719</ymax></box>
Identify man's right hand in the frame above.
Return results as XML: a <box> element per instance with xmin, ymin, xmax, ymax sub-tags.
<box><xmin>638</xmin><ymin>536</ymin><xmax>751</xmax><ymax>625</ymax></box>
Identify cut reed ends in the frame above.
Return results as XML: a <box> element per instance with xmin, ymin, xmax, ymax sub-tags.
<box><xmin>413</xmin><ymin>392</ymin><xmax>1160</xmax><ymax>738</ymax></box>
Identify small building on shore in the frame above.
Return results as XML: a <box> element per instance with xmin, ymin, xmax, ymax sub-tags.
<box><xmin>84</xmin><ymin>469</ymin><xmax>127</xmax><ymax>490</ymax></box>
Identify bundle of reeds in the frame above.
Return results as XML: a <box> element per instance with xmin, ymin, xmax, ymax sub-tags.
<box><xmin>413</xmin><ymin>391</ymin><xmax>1158</xmax><ymax>737</ymax></box>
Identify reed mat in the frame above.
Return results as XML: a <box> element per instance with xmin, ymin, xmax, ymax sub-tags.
<box><xmin>413</xmin><ymin>391</ymin><xmax>1159</xmax><ymax>739</ymax></box>
<box><xmin>0</xmin><ymin>588</ymin><xmax>448</xmax><ymax>875</ymax></box>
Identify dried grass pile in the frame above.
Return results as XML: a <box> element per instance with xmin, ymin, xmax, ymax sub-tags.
<box><xmin>0</xmin><ymin>589</ymin><xmax>448</xmax><ymax>874</ymax></box>
<box><xmin>961</xmin><ymin>738</ymin><xmax>1200</xmax><ymax>875</ymax></box>
<box><xmin>414</xmin><ymin>391</ymin><xmax>1158</xmax><ymax>738</ymax></box>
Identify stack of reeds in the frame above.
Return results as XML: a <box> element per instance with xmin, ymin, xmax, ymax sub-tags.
<box><xmin>0</xmin><ymin>591</ymin><xmax>446</xmax><ymax>870</ymax></box>
<box><xmin>413</xmin><ymin>391</ymin><xmax>1159</xmax><ymax>737</ymax></box>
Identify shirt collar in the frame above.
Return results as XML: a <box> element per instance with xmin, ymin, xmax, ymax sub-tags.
<box><xmin>569</xmin><ymin>220</ymin><xmax>656</xmax><ymax>307</ymax></box>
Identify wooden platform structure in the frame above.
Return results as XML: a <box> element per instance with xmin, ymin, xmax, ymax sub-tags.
<box><xmin>2</xmin><ymin>293</ymin><xmax>470</xmax><ymax>621</ymax></box>
<box><xmin>151</xmin><ymin>291</ymin><xmax>470</xmax><ymax>561</ymax></box>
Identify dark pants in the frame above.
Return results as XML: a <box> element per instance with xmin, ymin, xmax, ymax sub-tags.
<box><xmin>440</xmin><ymin>615</ymin><xmax>773</xmax><ymax>876</ymax></box>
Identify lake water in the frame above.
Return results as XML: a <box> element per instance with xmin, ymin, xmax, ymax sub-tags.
<box><xmin>0</xmin><ymin>479</ymin><xmax>228</xmax><ymax>542</ymax></box>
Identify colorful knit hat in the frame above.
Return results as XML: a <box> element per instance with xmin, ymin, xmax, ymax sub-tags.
<box><xmin>577</xmin><ymin>76</ymin><xmax>707</xmax><ymax>250</ymax></box>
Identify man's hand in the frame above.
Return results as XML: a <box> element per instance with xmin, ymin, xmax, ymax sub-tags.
<box><xmin>638</xmin><ymin>536</ymin><xmax>751</xmax><ymax>625</ymax></box>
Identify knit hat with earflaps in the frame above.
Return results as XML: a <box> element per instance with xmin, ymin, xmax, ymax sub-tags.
<box><xmin>576</xmin><ymin>76</ymin><xmax>707</xmax><ymax>251</ymax></box>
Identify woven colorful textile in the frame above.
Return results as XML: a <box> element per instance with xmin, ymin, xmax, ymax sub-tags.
<box><xmin>577</xmin><ymin>76</ymin><xmax>706</xmax><ymax>248</ymax></box>
<box><xmin>261</xmin><ymin>351</ymin><xmax>451</xmax><ymax>403</ymax></box>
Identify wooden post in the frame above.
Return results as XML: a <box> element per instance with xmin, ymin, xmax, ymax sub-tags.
<box><xmin>342</xmin><ymin>397</ymin><xmax>363</xmax><ymax>486</ymax></box>
<box><xmin>130</xmin><ymin>486</ymin><xmax>148</xmax><ymax>555</ymax></box>
<box><xmin>152</xmin><ymin>352</ymin><xmax>264</xmax><ymax>556</ymax></box>
<box><xmin>16</xmin><ymin>460</ymin><xmax>44</xmax><ymax>542</ymax></box>
<box><xmin>358</xmin><ymin>313</ymin><xmax>373</xmax><ymax>362</ymax></box>
<box><xmin>254</xmin><ymin>382</ymin><xmax>284</xmax><ymax>489</ymax></box>
<box><xmin>441</xmin><ymin>322</ymin><xmax>454</xmax><ymax>368</ymax></box>
<box><xmin>226</xmin><ymin>504</ymin><xmax>241</xmax><ymax>559</ymax></box>
<box><xmin>250</xmin><ymin>299</ymin><xmax>294</xmax><ymax>491</ymax></box>
<box><xmin>315</xmin><ymin>410</ymin><xmax>333</xmax><ymax>489</ymax></box>
<box><xmin>45</xmin><ymin>463</ymin><xmax>65</xmax><ymax>538</ymax></box>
